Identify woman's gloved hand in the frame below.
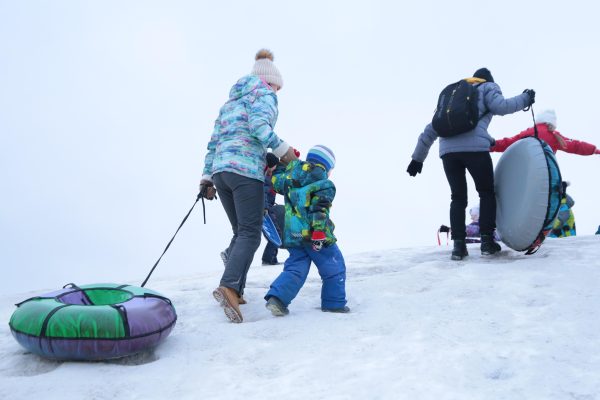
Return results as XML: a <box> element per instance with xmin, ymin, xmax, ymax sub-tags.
<box><xmin>199</xmin><ymin>179</ymin><xmax>217</xmax><ymax>200</ymax></box>
<box><xmin>406</xmin><ymin>160</ymin><xmax>423</xmax><ymax>177</ymax></box>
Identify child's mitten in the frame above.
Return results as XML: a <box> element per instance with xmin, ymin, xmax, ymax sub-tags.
<box><xmin>311</xmin><ymin>231</ymin><xmax>326</xmax><ymax>251</ymax></box>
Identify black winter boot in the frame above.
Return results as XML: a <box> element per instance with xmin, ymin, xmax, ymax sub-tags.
<box><xmin>451</xmin><ymin>239</ymin><xmax>468</xmax><ymax>261</ymax></box>
<box><xmin>480</xmin><ymin>234</ymin><xmax>501</xmax><ymax>255</ymax></box>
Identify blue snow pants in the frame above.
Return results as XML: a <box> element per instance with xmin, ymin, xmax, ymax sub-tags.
<box><xmin>265</xmin><ymin>244</ymin><xmax>347</xmax><ymax>309</ymax></box>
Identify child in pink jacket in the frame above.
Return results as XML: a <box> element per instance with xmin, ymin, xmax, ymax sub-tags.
<box><xmin>491</xmin><ymin>109</ymin><xmax>600</xmax><ymax>155</ymax></box>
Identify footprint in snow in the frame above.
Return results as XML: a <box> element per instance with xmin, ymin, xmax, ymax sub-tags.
<box><xmin>0</xmin><ymin>351</ymin><xmax>62</xmax><ymax>377</ymax></box>
<box><xmin>105</xmin><ymin>349</ymin><xmax>159</xmax><ymax>366</ymax></box>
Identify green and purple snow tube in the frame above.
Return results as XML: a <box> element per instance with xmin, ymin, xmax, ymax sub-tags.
<box><xmin>9</xmin><ymin>283</ymin><xmax>177</xmax><ymax>360</ymax></box>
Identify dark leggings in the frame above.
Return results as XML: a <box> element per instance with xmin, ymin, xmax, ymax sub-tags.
<box><xmin>442</xmin><ymin>152</ymin><xmax>496</xmax><ymax>240</ymax></box>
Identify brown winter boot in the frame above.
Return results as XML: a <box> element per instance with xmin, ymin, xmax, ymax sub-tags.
<box><xmin>238</xmin><ymin>295</ymin><xmax>247</xmax><ymax>305</ymax></box>
<box><xmin>212</xmin><ymin>286</ymin><xmax>243</xmax><ymax>323</ymax></box>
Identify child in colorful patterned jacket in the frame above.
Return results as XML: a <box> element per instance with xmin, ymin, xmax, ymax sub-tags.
<box><xmin>264</xmin><ymin>145</ymin><xmax>349</xmax><ymax>316</ymax></box>
<box><xmin>549</xmin><ymin>182</ymin><xmax>576</xmax><ymax>238</ymax></box>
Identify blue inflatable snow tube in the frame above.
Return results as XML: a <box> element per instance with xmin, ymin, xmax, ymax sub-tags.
<box><xmin>494</xmin><ymin>137</ymin><xmax>562</xmax><ymax>253</ymax></box>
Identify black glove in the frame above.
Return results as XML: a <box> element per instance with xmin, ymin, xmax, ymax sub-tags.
<box><xmin>266</xmin><ymin>153</ymin><xmax>279</xmax><ymax>168</ymax></box>
<box><xmin>406</xmin><ymin>160</ymin><xmax>423</xmax><ymax>177</ymax></box>
<box><xmin>523</xmin><ymin>89</ymin><xmax>536</xmax><ymax>106</ymax></box>
<box><xmin>439</xmin><ymin>225</ymin><xmax>451</xmax><ymax>233</ymax></box>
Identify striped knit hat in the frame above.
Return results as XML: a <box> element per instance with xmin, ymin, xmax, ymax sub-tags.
<box><xmin>306</xmin><ymin>145</ymin><xmax>336</xmax><ymax>171</ymax></box>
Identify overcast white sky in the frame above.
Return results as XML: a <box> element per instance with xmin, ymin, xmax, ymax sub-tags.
<box><xmin>1</xmin><ymin>1</ymin><xmax>599</xmax><ymax>294</ymax></box>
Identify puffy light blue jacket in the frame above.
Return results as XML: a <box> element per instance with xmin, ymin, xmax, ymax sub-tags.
<box><xmin>411</xmin><ymin>81</ymin><xmax>531</xmax><ymax>162</ymax></box>
<box><xmin>202</xmin><ymin>75</ymin><xmax>289</xmax><ymax>182</ymax></box>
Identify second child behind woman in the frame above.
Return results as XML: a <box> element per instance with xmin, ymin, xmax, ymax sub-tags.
<box><xmin>262</xmin><ymin>152</ymin><xmax>285</xmax><ymax>265</ymax></box>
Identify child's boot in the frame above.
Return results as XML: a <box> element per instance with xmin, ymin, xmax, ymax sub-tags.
<box><xmin>322</xmin><ymin>305</ymin><xmax>350</xmax><ymax>313</ymax></box>
<box><xmin>265</xmin><ymin>296</ymin><xmax>289</xmax><ymax>316</ymax></box>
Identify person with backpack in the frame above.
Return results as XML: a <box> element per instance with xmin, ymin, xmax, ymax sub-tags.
<box><xmin>200</xmin><ymin>49</ymin><xmax>299</xmax><ymax>323</ymax></box>
<box><xmin>491</xmin><ymin>109</ymin><xmax>600</xmax><ymax>155</ymax></box>
<box><xmin>407</xmin><ymin>68</ymin><xmax>535</xmax><ymax>260</ymax></box>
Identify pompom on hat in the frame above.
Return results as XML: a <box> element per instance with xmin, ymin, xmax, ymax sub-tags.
<box><xmin>306</xmin><ymin>145</ymin><xmax>336</xmax><ymax>171</ymax></box>
<box><xmin>251</xmin><ymin>49</ymin><xmax>283</xmax><ymax>89</ymax></box>
<box><xmin>469</xmin><ymin>205</ymin><xmax>480</xmax><ymax>222</ymax></box>
<box><xmin>536</xmin><ymin>109</ymin><xmax>557</xmax><ymax>130</ymax></box>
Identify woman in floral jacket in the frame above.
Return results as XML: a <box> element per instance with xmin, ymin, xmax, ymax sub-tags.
<box><xmin>200</xmin><ymin>49</ymin><xmax>298</xmax><ymax>323</ymax></box>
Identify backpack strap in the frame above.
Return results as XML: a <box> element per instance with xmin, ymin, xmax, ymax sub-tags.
<box><xmin>474</xmin><ymin>81</ymin><xmax>490</xmax><ymax>119</ymax></box>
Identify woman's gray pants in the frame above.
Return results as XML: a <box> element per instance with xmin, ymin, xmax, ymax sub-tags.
<box><xmin>213</xmin><ymin>172</ymin><xmax>264</xmax><ymax>295</ymax></box>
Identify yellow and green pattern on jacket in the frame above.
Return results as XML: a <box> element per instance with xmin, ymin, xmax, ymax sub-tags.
<box><xmin>550</xmin><ymin>196</ymin><xmax>576</xmax><ymax>238</ymax></box>
<box><xmin>272</xmin><ymin>160</ymin><xmax>336</xmax><ymax>248</ymax></box>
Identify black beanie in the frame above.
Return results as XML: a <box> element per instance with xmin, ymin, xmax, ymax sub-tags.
<box><xmin>266</xmin><ymin>152</ymin><xmax>279</xmax><ymax>168</ymax></box>
<box><xmin>473</xmin><ymin>68</ymin><xmax>494</xmax><ymax>83</ymax></box>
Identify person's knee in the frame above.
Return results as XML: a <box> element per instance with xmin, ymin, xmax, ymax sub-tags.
<box><xmin>249</xmin><ymin>235</ymin><xmax>262</xmax><ymax>251</ymax></box>
<box><xmin>317</xmin><ymin>260</ymin><xmax>346</xmax><ymax>280</ymax></box>
<box><xmin>238</xmin><ymin>226</ymin><xmax>262</xmax><ymax>243</ymax></box>
<box><xmin>282</xmin><ymin>262</ymin><xmax>310</xmax><ymax>283</ymax></box>
<box><xmin>289</xmin><ymin>268</ymin><xmax>309</xmax><ymax>282</ymax></box>
<box><xmin>478</xmin><ymin>189</ymin><xmax>495</xmax><ymax>199</ymax></box>
<box><xmin>451</xmin><ymin>194</ymin><xmax>468</xmax><ymax>208</ymax></box>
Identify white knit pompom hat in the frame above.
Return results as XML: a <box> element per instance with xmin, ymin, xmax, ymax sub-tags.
<box><xmin>251</xmin><ymin>49</ymin><xmax>283</xmax><ymax>89</ymax></box>
<box><xmin>469</xmin><ymin>205</ymin><xmax>480</xmax><ymax>221</ymax></box>
<box><xmin>536</xmin><ymin>109</ymin><xmax>557</xmax><ymax>130</ymax></box>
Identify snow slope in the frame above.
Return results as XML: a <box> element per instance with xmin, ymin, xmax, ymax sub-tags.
<box><xmin>1</xmin><ymin>236</ymin><xmax>600</xmax><ymax>400</ymax></box>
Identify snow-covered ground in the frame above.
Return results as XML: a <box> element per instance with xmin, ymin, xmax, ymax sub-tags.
<box><xmin>1</xmin><ymin>236</ymin><xmax>599</xmax><ymax>400</ymax></box>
